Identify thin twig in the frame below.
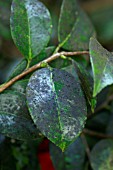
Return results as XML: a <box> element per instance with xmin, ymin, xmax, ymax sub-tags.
<box><xmin>0</xmin><ymin>51</ymin><xmax>89</xmax><ymax>93</ymax></box>
<box><xmin>83</xmin><ymin>129</ymin><xmax>113</xmax><ymax>140</ymax></box>
<box><xmin>81</xmin><ymin>134</ymin><xmax>91</xmax><ymax>161</ymax></box>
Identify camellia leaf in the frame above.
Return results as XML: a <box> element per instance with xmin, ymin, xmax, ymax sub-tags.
<box><xmin>62</xmin><ymin>64</ymin><xmax>80</xmax><ymax>82</ymax></box>
<box><xmin>0</xmin><ymin>90</ymin><xmax>42</xmax><ymax>140</ymax></box>
<box><xmin>10</xmin><ymin>0</ymin><xmax>52</xmax><ymax>60</ymax></box>
<box><xmin>7</xmin><ymin>59</ymin><xmax>27</xmax><ymax>81</ymax></box>
<box><xmin>89</xmin><ymin>37</ymin><xmax>113</xmax><ymax>97</ymax></box>
<box><xmin>73</xmin><ymin>62</ymin><xmax>93</xmax><ymax>102</ymax></box>
<box><xmin>0</xmin><ymin>90</ymin><xmax>29</xmax><ymax>118</ymax></box>
<box><xmin>73</xmin><ymin>61</ymin><xmax>96</xmax><ymax>112</ymax></box>
<box><xmin>30</xmin><ymin>46</ymin><xmax>55</xmax><ymax>67</ymax></box>
<box><xmin>9</xmin><ymin>79</ymin><xmax>29</xmax><ymax>94</ymax></box>
<box><xmin>58</xmin><ymin>0</ymin><xmax>96</xmax><ymax>51</ymax></box>
<box><xmin>8</xmin><ymin>47</ymin><xmax>55</xmax><ymax>81</ymax></box>
<box><xmin>50</xmin><ymin>137</ymin><xmax>85</xmax><ymax>170</ymax></box>
<box><xmin>26</xmin><ymin>68</ymin><xmax>87</xmax><ymax>150</ymax></box>
<box><xmin>90</xmin><ymin>139</ymin><xmax>113</xmax><ymax>170</ymax></box>
<box><xmin>63</xmin><ymin>61</ymin><xmax>96</xmax><ymax>112</ymax></box>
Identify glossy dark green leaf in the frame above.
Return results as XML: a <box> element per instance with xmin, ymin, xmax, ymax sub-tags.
<box><xmin>90</xmin><ymin>139</ymin><xmax>113</xmax><ymax>170</ymax></box>
<box><xmin>58</xmin><ymin>0</ymin><xmax>96</xmax><ymax>51</ymax></box>
<box><xmin>50</xmin><ymin>137</ymin><xmax>85</xmax><ymax>170</ymax></box>
<box><xmin>0</xmin><ymin>90</ymin><xmax>42</xmax><ymax>140</ymax></box>
<box><xmin>10</xmin><ymin>0</ymin><xmax>52</xmax><ymax>59</ymax></box>
<box><xmin>89</xmin><ymin>37</ymin><xmax>113</xmax><ymax>97</ymax></box>
<box><xmin>26</xmin><ymin>68</ymin><xmax>87</xmax><ymax>150</ymax></box>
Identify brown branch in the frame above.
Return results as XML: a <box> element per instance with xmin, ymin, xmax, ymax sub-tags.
<box><xmin>83</xmin><ymin>129</ymin><xmax>113</xmax><ymax>140</ymax></box>
<box><xmin>0</xmin><ymin>51</ymin><xmax>89</xmax><ymax>93</ymax></box>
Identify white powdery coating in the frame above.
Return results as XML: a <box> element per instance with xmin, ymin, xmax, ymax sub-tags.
<box><xmin>0</xmin><ymin>115</ymin><xmax>15</xmax><ymax>127</ymax></box>
<box><xmin>62</xmin><ymin>116</ymin><xmax>86</xmax><ymax>141</ymax></box>
<box><xmin>25</xmin><ymin>0</ymin><xmax>50</xmax><ymax>19</ymax></box>
<box><xmin>29</xmin><ymin>70</ymin><xmax>53</xmax><ymax>104</ymax></box>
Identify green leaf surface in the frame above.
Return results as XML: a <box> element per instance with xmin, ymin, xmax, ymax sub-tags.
<box><xmin>90</xmin><ymin>139</ymin><xmax>113</xmax><ymax>170</ymax></box>
<box><xmin>10</xmin><ymin>0</ymin><xmax>52</xmax><ymax>59</ymax></box>
<box><xmin>9</xmin><ymin>79</ymin><xmax>29</xmax><ymax>94</ymax></box>
<box><xmin>62</xmin><ymin>64</ymin><xmax>80</xmax><ymax>82</ymax></box>
<box><xmin>58</xmin><ymin>0</ymin><xmax>96</xmax><ymax>51</ymax></box>
<box><xmin>26</xmin><ymin>68</ymin><xmax>87</xmax><ymax>150</ymax></box>
<box><xmin>89</xmin><ymin>37</ymin><xmax>113</xmax><ymax>97</ymax></box>
<box><xmin>0</xmin><ymin>90</ymin><xmax>42</xmax><ymax>140</ymax></box>
<box><xmin>7</xmin><ymin>46</ymin><xmax>55</xmax><ymax>81</ymax></box>
<box><xmin>63</xmin><ymin>61</ymin><xmax>96</xmax><ymax>111</ymax></box>
<box><xmin>0</xmin><ymin>112</ymin><xmax>42</xmax><ymax>141</ymax></box>
<box><xmin>30</xmin><ymin>46</ymin><xmax>55</xmax><ymax>67</ymax></box>
<box><xmin>0</xmin><ymin>90</ymin><xmax>30</xmax><ymax>118</ymax></box>
<box><xmin>7</xmin><ymin>59</ymin><xmax>27</xmax><ymax>81</ymax></box>
<box><xmin>73</xmin><ymin>61</ymin><xmax>96</xmax><ymax>111</ymax></box>
<box><xmin>50</xmin><ymin>57</ymin><xmax>71</xmax><ymax>69</ymax></box>
<box><xmin>50</xmin><ymin>137</ymin><xmax>85</xmax><ymax>170</ymax></box>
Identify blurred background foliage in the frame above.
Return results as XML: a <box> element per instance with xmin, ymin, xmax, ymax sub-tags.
<box><xmin>0</xmin><ymin>0</ymin><xmax>113</xmax><ymax>170</ymax></box>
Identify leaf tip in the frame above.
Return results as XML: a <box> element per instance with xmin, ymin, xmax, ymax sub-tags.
<box><xmin>59</xmin><ymin>142</ymin><xmax>67</xmax><ymax>152</ymax></box>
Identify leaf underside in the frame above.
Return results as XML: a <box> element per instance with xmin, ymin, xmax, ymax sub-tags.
<box><xmin>26</xmin><ymin>68</ymin><xmax>87</xmax><ymax>150</ymax></box>
<box><xmin>90</xmin><ymin>37</ymin><xmax>113</xmax><ymax>97</ymax></box>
